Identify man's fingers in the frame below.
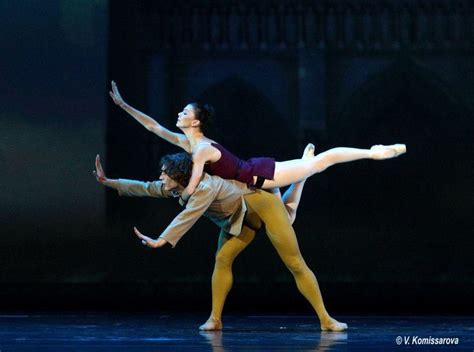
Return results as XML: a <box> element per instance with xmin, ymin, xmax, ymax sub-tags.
<box><xmin>134</xmin><ymin>226</ymin><xmax>143</xmax><ymax>238</ymax></box>
<box><xmin>134</xmin><ymin>227</ymin><xmax>157</xmax><ymax>248</ymax></box>
<box><xmin>95</xmin><ymin>155</ymin><xmax>104</xmax><ymax>174</ymax></box>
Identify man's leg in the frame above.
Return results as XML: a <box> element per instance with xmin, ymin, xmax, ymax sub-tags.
<box><xmin>244</xmin><ymin>190</ymin><xmax>347</xmax><ymax>331</ymax></box>
<box><xmin>200</xmin><ymin>225</ymin><xmax>257</xmax><ymax>331</ymax></box>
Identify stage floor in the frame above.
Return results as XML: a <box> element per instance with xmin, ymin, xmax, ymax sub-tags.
<box><xmin>1</xmin><ymin>313</ymin><xmax>473</xmax><ymax>351</ymax></box>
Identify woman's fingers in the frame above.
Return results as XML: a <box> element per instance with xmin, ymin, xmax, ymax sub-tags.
<box><xmin>109</xmin><ymin>91</ymin><xmax>118</xmax><ymax>104</ymax></box>
<box><xmin>109</xmin><ymin>90</ymin><xmax>122</xmax><ymax>106</ymax></box>
<box><xmin>112</xmin><ymin>81</ymin><xmax>119</xmax><ymax>95</ymax></box>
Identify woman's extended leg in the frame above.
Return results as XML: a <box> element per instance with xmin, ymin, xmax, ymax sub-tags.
<box><xmin>199</xmin><ymin>225</ymin><xmax>257</xmax><ymax>331</ymax></box>
<box><xmin>244</xmin><ymin>190</ymin><xmax>347</xmax><ymax>331</ymax></box>
<box><xmin>260</xmin><ymin>144</ymin><xmax>405</xmax><ymax>188</ymax></box>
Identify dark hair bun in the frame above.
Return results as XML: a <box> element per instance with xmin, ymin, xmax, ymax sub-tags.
<box><xmin>203</xmin><ymin>104</ymin><xmax>215</xmax><ymax>120</ymax></box>
<box><xmin>190</xmin><ymin>102</ymin><xmax>214</xmax><ymax>133</ymax></box>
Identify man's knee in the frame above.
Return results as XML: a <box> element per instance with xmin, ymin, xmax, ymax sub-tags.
<box><xmin>284</xmin><ymin>255</ymin><xmax>308</xmax><ymax>275</ymax></box>
<box><xmin>215</xmin><ymin>249</ymin><xmax>234</xmax><ymax>268</ymax></box>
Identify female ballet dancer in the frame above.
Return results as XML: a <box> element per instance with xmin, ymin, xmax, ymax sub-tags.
<box><xmin>109</xmin><ymin>81</ymin><xmax>406</xmax><ymax>206</ymax></box>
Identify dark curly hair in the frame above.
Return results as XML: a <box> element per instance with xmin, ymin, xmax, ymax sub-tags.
<box><xmin>159</xmin><ymin>152</ymin><xmax>193</xmax><ymax>187</ymax></box>
<box><xmin>189</xmin><ymin>102</ymin><xmax>214</xmax><ymax>133</ymax></box>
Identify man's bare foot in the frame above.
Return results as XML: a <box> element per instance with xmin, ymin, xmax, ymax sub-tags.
<box><xmin>302</xmin><ymin>143</ymin><xmax>315</xmax><ymax>160</ymax></box>
<box><xmin>370</xmin><ymin>144</ymin><xmax>406</xmax><ymax>160</ymax></box>
<box><xmin>320</xmin><ymin>317</ymin><xmax>348</xmax><ymax>332</ymax></box>
<box><xmin>199</xmin><ymin>317</ymin><xmax>223</xmax><ymax>331</ymax></box>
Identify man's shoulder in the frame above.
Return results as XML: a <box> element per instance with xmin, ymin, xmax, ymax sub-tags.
<box><xmin>192</xmin><ymin>174</ymin><xmax>219</xmax><ymax>194</ymax></box>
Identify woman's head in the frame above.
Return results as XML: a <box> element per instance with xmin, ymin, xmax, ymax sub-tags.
<box><xmin>176</xmin><ymin>103</ymin><xmax>214</xmax><ymax>133</ymax></box>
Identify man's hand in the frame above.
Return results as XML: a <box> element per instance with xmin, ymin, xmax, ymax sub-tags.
<box><xmin>109</xmin><ymin>80</ymin><xmax>126</xmax><ymax>107</ymax></box>
<box><xmin>93</xmin><ymin>155</ymin><xmax>107</xmax><ymax>184</ymax></box>
<box><xmin>134</xmin><ymin>227</ymin><xmax>168</xmax><ymax>249</ymax></box>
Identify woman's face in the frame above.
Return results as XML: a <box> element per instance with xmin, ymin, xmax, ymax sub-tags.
<box><xmin>176</xmin><ymin>104</ymin><xmax>199</xmax><ymax>129</ymax></box>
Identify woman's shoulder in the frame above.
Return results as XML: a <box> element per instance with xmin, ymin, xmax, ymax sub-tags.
<box><xmin>198</xmin><ymin>138</ymin><xmax>219</xmax><ymax>146</ymax></box>
<box><xmin>194</xmin><ymin>139</ymin><xmax>222</xmax><ymax>153</ymax></box>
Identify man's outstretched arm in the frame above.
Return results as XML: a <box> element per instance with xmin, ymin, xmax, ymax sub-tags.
<box><xmin>93</xmin><ymin>154</ymin><xmax>171</xmax><ymax>198</ymax></box>
<box><xmin>93</xmin><ymin>154</ymin><xmax>121</xmax><ymax>190</ymax></box>
<box><xmin>133</xmin><ymin>227</ymin><xmax>168</xmax><ymax>248</ymax></box>
<box><xmin>93</xmin><ymin>154</ymin><xmax>172</xmax><ymax>249</ymax></box>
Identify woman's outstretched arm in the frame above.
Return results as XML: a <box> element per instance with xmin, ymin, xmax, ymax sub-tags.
<box><xmin>109</xmin><ymin>81</ymin><xmax>191</xmax><ymax>152</ymax></box>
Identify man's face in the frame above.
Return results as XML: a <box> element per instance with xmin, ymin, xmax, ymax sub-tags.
<box><xmin>159</xmin><ymin>168</ymin><xmax>180</xmax><ymax>191</ymax></box>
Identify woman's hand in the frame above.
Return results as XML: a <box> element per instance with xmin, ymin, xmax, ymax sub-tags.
<box><xmin>93</xmin><ymin>154</ymin><xmax>108</xmax><ymax>184</ymax></box>
<box><xmin>109</xmin><ymin>80</ymin><xmax>126</xmax><ymax>107</ymax></box>
<box><xmin>181</xmin><ymin>189</ymin><xmax>191</xmax><ymax>202</ymax></box>
<box><xmin>133</xmin><ymin>227</ymin><xmax>168</xmax><ymax>249</ymax></box>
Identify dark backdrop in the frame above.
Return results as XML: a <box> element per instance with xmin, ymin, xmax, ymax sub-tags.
<box><xmin>1</xmin><ymin>0</ymin><xmax>473</xmax><ymax>314</ymax></box>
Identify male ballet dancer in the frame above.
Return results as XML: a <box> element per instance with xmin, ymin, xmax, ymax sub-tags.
<box><xmin>94</xmin><ymin>152</ymin><xmax>347</xmax><ymax>331</ymax></box>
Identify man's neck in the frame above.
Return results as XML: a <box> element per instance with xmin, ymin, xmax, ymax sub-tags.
<box><xmin>170</xmin><ymin>185</ymin><xmax>184</xmax><ymax>198</ymax></box>
<box><xmin>174</xmin><ymin>185</ymin><xmax>185</xmax><ymax>193</ymax></box>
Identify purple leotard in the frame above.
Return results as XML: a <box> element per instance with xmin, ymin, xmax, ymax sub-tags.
<box><xmin>204</xmin><ymin>143</ymin><xmax>275</xmax><ymax>187</ymax></box>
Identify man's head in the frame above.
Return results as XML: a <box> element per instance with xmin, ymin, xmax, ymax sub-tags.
<box><xmin>159</xmin><ymin>152</ymin><xmax>193</xmax><ymax>191</ymax></box>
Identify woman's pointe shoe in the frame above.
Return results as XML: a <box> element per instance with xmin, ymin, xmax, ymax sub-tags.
<box><xmin>302</xmin><ymin>143</ymin><xmax>315</xmax><ymax>160</ymax></box>
<box><xmin>370</xmin><ymin>144</ymin><xmax>406</xmax><ymax>160</ymax></box>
